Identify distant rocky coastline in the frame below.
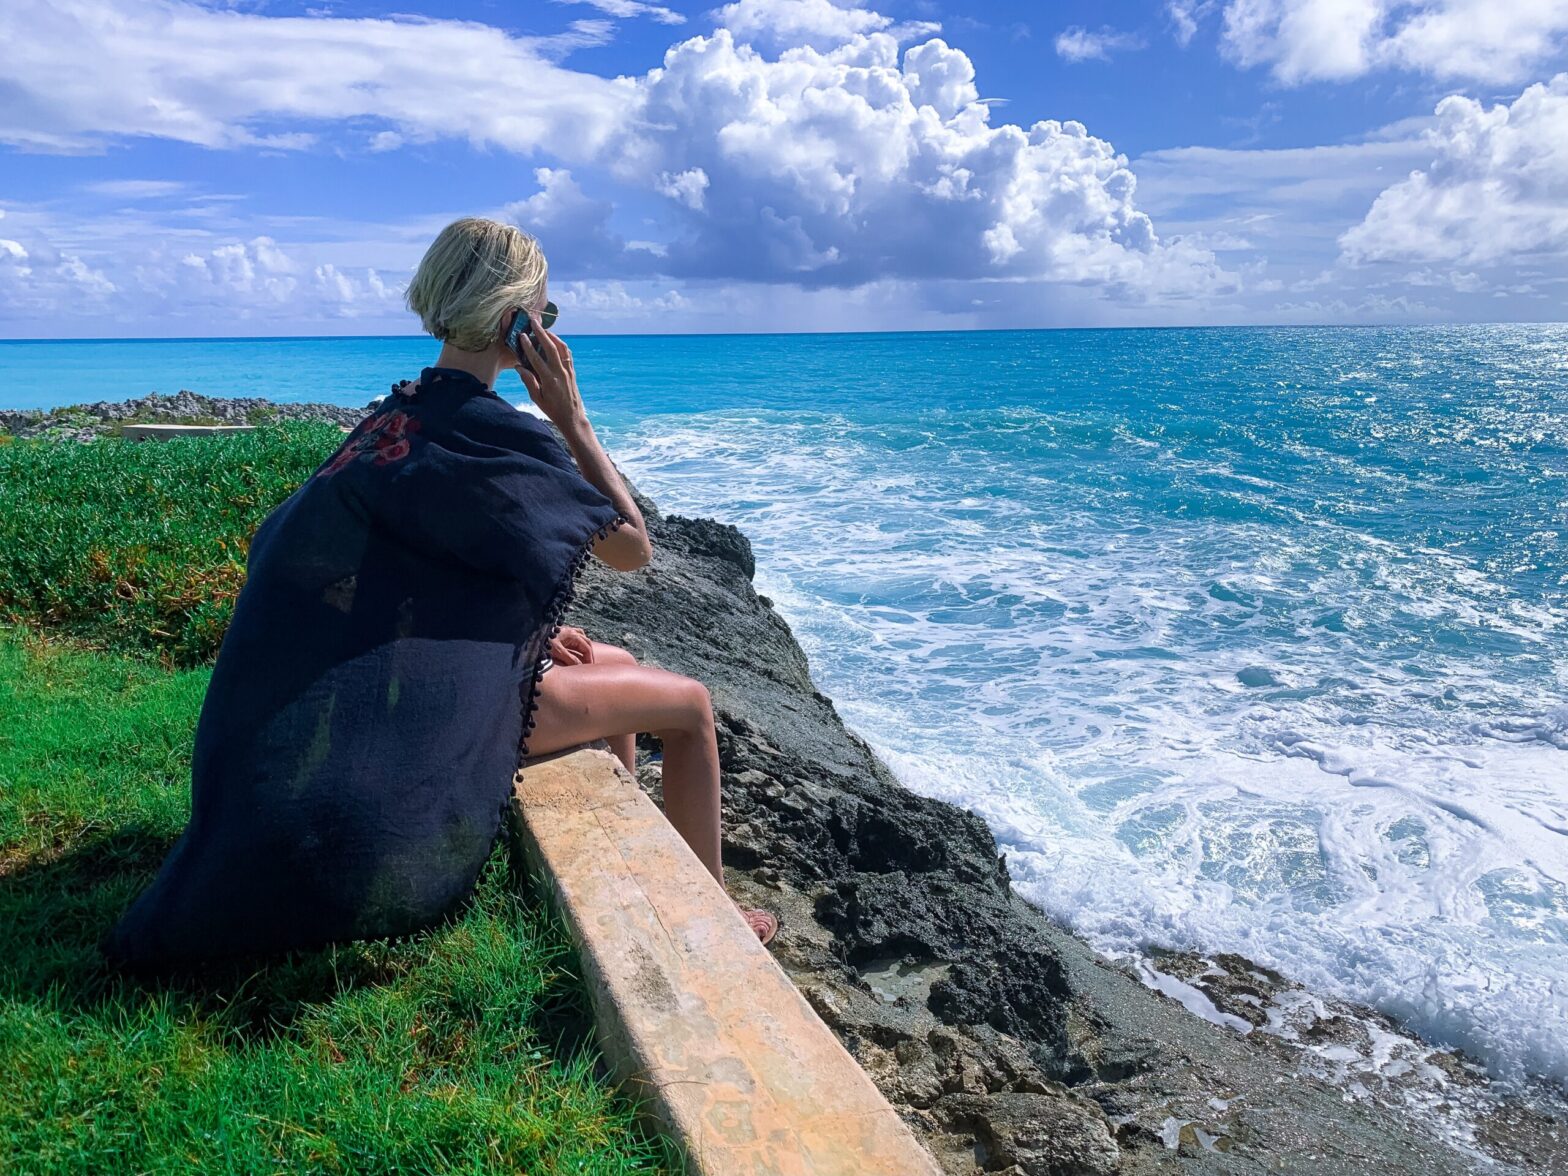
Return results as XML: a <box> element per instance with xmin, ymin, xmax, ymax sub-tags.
<box><xmin>14</xmin><ymin>392</ymin><xmax>1565</xmax><ymax>1173</ymax></box>
<box><xmin>0</xmin><ymin>389</ymin><xmax>371</xmax><ymax>442</ymax></box>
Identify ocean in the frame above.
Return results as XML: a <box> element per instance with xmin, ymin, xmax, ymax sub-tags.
<box><xmin>4</xmin><ymin>326</ymin><xmax>1566</xmax><ymax>1084</ymax></box>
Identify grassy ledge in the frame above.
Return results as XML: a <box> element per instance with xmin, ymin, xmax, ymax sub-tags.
<box><xmin>0</xmin><ymin>429</ymin><xmax>675</xmax><ymax>1174</ymax></box>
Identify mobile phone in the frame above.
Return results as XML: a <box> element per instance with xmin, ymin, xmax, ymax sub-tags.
<box><xmin>506</xmin><ymin>311</ymin><xmax>544</xmax><ymax>375</ymax></box>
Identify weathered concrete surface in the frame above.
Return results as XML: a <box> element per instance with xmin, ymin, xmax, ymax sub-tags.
<box><xmin>120</xmin><ymin>423</ymin><xmax>257</xmax><ymax>441</ymax></box>
<box><xmin>565</xmin><ymin>484</ymin><xmax>1567</xmax><ymax>1176</ymax></box>
<box><xmin>511</xmin><ymin>744</ymin><xmax>944</xmax><ymax>1176</ymax></box>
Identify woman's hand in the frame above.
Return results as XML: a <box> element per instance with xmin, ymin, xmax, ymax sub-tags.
<box><xmin>510</xmin><ymin>312</ymin><xmax>655</xmax><ymax>573</ymax></box>
<box><xmin>513</xmin><ymin>316</ymin><xmax>584</xmax><ymax>428</ymax></box>
<box><xmin>548</xmin><ymin>625</ymin><xmax>595</xmax><ymax>666</ymax></box>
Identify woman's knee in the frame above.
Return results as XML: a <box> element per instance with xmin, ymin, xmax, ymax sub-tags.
<box><xmin>591</xmin><ymin>640</ymin><xmax>637</xmax><ymax>667</ymax></box>
<box><xmin>660</xmin><ymin>675</ymin><xmax>713</xmax><ymax>736</ymax></box>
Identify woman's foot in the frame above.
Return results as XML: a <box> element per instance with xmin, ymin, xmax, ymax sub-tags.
<box><xmin>738</xmin><ymin>905</ymin><xmax>779</xmax><ymax>946</ymax></box>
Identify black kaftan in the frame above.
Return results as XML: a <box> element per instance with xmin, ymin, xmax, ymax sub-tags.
<box><xmin>102</xmin><ymin>366</ymin><xmax>621</xmax><ymax>970</ymax></box>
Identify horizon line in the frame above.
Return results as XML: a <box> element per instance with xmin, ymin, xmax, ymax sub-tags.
<box><xmin>2</xmin><ymin>320</ymin><xmax>1565</xmax><ymax>344</ymax></box>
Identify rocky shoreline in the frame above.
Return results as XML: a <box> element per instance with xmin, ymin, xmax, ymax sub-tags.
<box><xmin>571</xmin><ymin>493</ymin><xmax>1567</xmax><ymax>1176</ymax></box>
<box><xmin>16</xmin><ymin>393</ymin><xmax>1566</xmax><ymax>1173</ymax></box>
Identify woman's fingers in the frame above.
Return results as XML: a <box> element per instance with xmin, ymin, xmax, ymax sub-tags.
<box><xmin>515</xmin><ymin>326</ymin><xmax>546</xmax><ymax>370</ymax></box>
<box><xmin>548</xmin><ymin>625</ymin><xmax>594</xmax><ymax>669</ymax></box>
<box><xmin>548</xmin><ymin>636</ymin><xmax>584</xmax><ymax>665</ymax></box>
<box><xmin>531</xmin><ymin>316</ymin><xmax>564</xmax><ymax>372</ymax></box>
<box><xmin>545</xmin><ymin>328</ymin><xmax>573</xmax><ymax>371</ymax></box>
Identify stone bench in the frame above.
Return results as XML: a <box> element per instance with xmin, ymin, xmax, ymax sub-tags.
<box><xmin>510</xmin><ymin>746</ymin><xmax>942</xmax><ymax>1176</ymax></box>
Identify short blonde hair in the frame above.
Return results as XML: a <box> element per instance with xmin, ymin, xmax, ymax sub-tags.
<box><xmin>405</xmin><ymin>217</ymin><xmax>548</xmax><ymax>352</ymax></box>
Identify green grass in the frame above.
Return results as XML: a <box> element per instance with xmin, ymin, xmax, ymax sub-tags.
<box><xmin>0</xmin><ymin>428</ymin><xmax>676</xmax><ymax>1173</ymax></box>
<box><xmin>0</xmin><ymin>426</ymin><xmax>338</xmax><ymax>666</ymax></box>
<box><xmin>0</xmin><ymin>634</ymin><xmax>674</xmax><ymax>1174</ymax></box>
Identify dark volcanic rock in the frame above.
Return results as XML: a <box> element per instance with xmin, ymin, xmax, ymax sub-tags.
<box><xmin>568</xmin><ymin>491</ymin><xmax>1562</xmax><ymax>1176</ymax></box>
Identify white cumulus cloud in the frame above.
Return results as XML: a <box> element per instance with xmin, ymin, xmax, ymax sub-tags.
<box><xmin>655</xmin><ymin>167</ymin><xmax>710</xmax><ymax>210</ymax></box>
<box><xmin>0</xmin><ymin>0</ymin><xmax>1229</xmax><ymax>320</ymax></box>
<box><xmin>503</xmin><ymin>167</ymin><xmax>646</xmax><ymax>278</ymax></box>
<box><xmin>715</xmin><ymin>0</ymin><xmax>886</xmax><ymax>44</ymax></box>
<box><xmin>184</xmin><ymin>237</ymin><xmax>300</xmax><ymax>300</ymax></box>
<box><xmin>1340</xmin><ymin>74</ymin><xmax>1568</xmax><ymax>266</ymax></box>
<box><xmin>1221</xmin><ymin>0</ymin><xmax>1568</xmax><ymax>85</ymax></box>
<box><xmin>0</xmin><ymin>224</ymin><xmax>115</xmax><ymax>311</ymax></box>
<box><xmin>614</xmin><ymin>23</ymin><xmax>1228</xmax><ymax>297</ymax></box>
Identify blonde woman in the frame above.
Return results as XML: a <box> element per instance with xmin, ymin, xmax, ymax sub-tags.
<box><xmin>104</xmin><ymin>217</ymin><xmax>778</xmax><ymax>971</ymax></box>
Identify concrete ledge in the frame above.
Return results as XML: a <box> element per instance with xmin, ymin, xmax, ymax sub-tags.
<box><xmin>511</xmin><ymin>746</ymin><xmax>942</xmax><ymax>1176</ymax></box>
<box><xmin>120</xmin><ymin>423</ymin><xmax>257</xmax><ymax>441</ymax></box>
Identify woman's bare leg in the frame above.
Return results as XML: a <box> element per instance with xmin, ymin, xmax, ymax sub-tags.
<box><xmin>587</xmin><ymin>641</ymin><xmax>638</xmax><ymax>774</ymax></box>
<box><xmin>527</xmin><ymin>661</ymin><xmax>723</xmax><ymax>883</ymax></box>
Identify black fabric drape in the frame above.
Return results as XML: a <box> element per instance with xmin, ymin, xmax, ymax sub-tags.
<box><xmin>103</xmin><ymin>367</ymin><xmax>622</xmax><ymax>971</ymax></box>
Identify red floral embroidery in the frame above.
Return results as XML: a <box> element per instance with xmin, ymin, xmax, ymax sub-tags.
<box><xmin>320</xmin><ymin>446</ymin><xmax>358</xmax><ymax>477</ymax></box>
<box><xmin>344</xmin><ymin>413</ymin><xmax>379</xmax><ymax>440</ymax></box>
<box><xmin>318</xmin><ymin>410</ymin><xmax>422</xmax><ymax>478</ymax></box>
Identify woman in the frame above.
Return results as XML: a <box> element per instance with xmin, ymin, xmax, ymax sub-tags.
<box><xmin>103</xmin><ymin>217</ymin><xmax>777</xmax><ymax>971</ymax></box>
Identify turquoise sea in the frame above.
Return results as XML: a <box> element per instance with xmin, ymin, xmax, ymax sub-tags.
<box><xmin>4</xmin><ymin>326</ymin><xmax>1566</xmax><ymax>1082</ymax></box>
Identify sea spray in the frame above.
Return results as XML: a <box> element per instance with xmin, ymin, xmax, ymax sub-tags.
<box><xmin>599</xmin><ymin>325</ymin><xmax>1568</xmax><ymax>1085</ymax></box>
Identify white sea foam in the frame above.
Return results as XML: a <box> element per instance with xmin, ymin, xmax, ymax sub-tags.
<box><xmin>609</xmin><ymin>388</ymin><xmax>1568</xmax><ymax>1085</ymax></box>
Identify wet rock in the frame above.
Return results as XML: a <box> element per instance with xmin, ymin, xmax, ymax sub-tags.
<box><xmin>557</xmin><ymin>479</ymin><xmax>1539</xmax><ymax>1174</ymax></box>
<box><xmin>1235</xmin><ymin>665</ymin><xmax>1283</xmax><ymax>688</ymax></box>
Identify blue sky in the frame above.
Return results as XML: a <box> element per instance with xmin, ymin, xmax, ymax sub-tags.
<box><xmin>1</xmin><ymin>0</ymin><xmax>1565</xmax><ymax>336</ymax></box>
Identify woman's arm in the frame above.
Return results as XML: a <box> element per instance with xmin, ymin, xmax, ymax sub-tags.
<box><xmin>514</xmin><ymin>321</ymin><xmax>653</xmax><ymax>572</ymax></box>
<box><xmin>557</xmin><ymin>412</ymin><xmax>651</xmax><ymax>571</ymax></box>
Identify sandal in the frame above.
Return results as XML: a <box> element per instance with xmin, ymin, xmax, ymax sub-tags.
<box><xmin>738</xmin><ymin>906</ymin><xmax>779</xmax><ymax>946</ymax></box>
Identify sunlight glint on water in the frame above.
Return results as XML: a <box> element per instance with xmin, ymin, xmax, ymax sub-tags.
<box><xmin>601</xmin><ymin>325</ymin><xmax>1568</xmax><ymax>1086</ymax></box>
<box><xmin>4</xmin><ymin>325</ymin><xmax>1566</xmax><ymax>1082</ymax></box>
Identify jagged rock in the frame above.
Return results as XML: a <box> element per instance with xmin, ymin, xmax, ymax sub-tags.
<box><xmin>936</xmin><ymin>1091</ymin><xmax>1121</xmax><ymax>1176</ymax></box>
<box><xmin>567</xmin><ymin>502</ymin><xmax>1558</xmax><ymax>1175</ymax></box>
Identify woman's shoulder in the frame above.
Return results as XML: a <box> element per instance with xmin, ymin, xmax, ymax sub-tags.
<box><xmin>451</xmin><ymin>391</ymin><xmax>556</xmax><ymax>447</ymax></box>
